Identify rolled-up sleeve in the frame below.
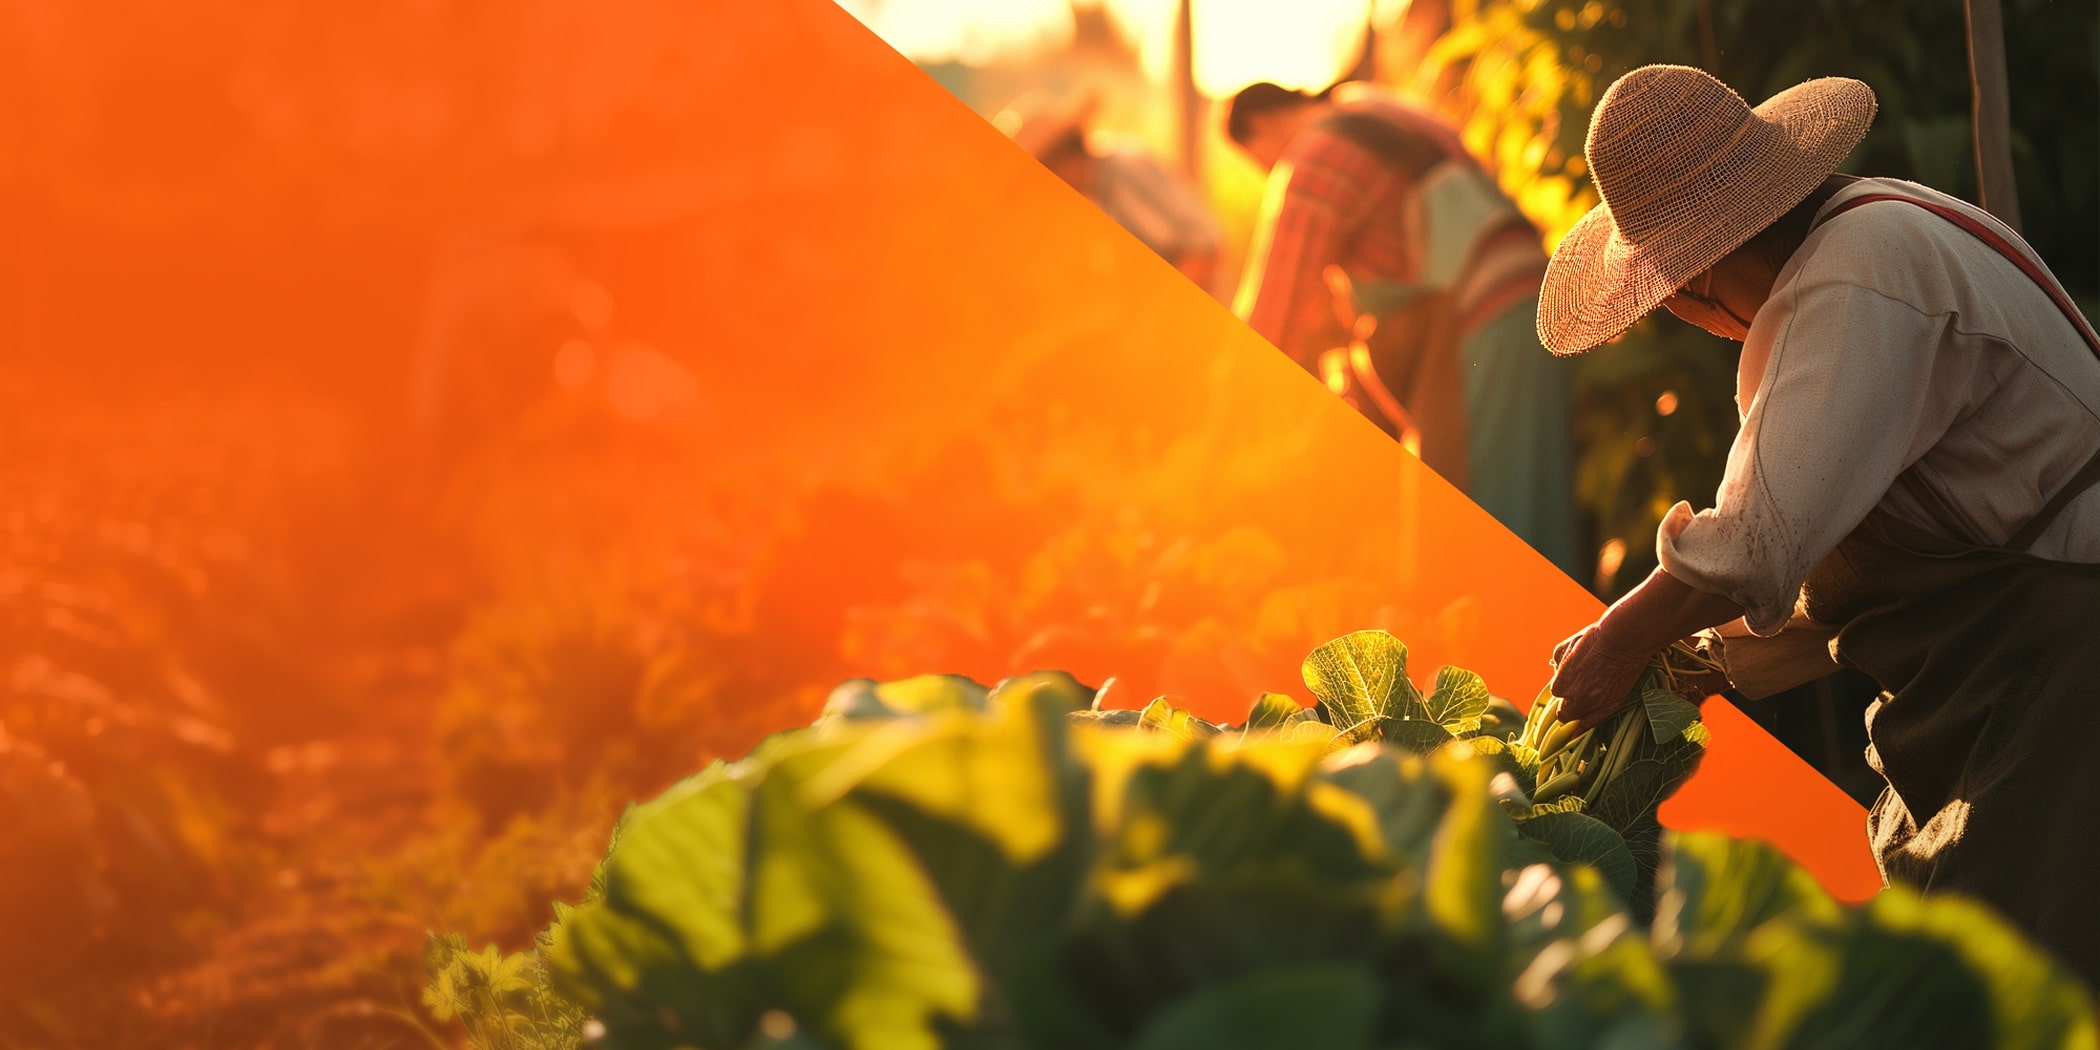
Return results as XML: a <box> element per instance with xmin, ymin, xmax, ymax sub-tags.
<box><xmin>1659</xmin><ymin>272</ymin><xmax>1959</xmax><ymax>634</ymax></box>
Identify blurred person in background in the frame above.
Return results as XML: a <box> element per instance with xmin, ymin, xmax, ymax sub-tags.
<box><xmin>1227</xmin><ymin>80</ymin><xmax>1582</xmax><ymax>581</ymax></box>
<box><xmin>996</xmin><ymin>91</ymin><xmax>1224</xmax><ymax>296</ymax></box>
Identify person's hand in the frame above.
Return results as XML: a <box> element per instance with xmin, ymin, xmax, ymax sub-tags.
<box><xmin>1546</xmin><ymin>621</ymin><xmax>1658</xmax><ymax>731</ymax></box>
<box><xmin>1544</xmin><ymin>566</ymin><xmax>1749</xmax><ymax>730</ymax></box>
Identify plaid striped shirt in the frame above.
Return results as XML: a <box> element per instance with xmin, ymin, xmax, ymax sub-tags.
<box><xmin>1235</xmin><ymin>91</ymin><xmax>1546</xmax><ymax>370</ymax></box>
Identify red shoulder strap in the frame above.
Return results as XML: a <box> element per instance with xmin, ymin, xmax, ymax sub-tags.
<box><xmin>1818</xmin><ymin>193</ymin><xmax>2100</xmax><ymax>355</ymax></box>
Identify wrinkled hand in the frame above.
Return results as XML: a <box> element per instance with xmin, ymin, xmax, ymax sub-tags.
<box><xmin>1546</xmin><ymin>622</ymin><xmax>1657</xmax><ymax>731</ymax></box>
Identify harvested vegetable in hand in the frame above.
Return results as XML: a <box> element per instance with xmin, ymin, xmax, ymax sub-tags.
<box><xmin>1521</xmin><ymin>641</ymin><xmax>1717</xmax><ymax>810</ymax></box>
<box><xmin>1509</xmin><ymin>642</ymin><xmax>1719</xmax><ymax>918</ymax></box>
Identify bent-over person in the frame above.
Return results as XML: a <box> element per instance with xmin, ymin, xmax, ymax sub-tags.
<box><xmin>1541</xmin><ymin>64</ymin><xmax>2100</xmax><ymax>991</ymax></box>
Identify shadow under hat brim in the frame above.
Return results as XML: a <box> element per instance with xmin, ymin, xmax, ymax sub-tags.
<box><xmin>1537</xmin><ymin>76</ymin><xmax>1877</xmax><ymax>356</ymax></box>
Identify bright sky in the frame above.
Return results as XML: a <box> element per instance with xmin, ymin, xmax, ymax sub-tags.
<box><xmin>1189</xmin><ymin>0</ymin><xmax>1369</xmax><ymax>96</ymax></box>
<box><xmin>834</xmin><ymin>0</ymin><xmax>1378</xmax><ymax>98</ymax></box>
<box><xmin>833</xmin><ymin>0</ymin><xmax>1078</xmax><ymax>67</ymax></box>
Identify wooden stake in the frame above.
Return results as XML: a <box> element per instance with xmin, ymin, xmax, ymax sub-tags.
<box><xmin>1174</xmin><ymin>0</ymin><xmax>1201</xmax><ymax>180</ymax></box>
<box><xmin>1964</xmin><ymin>0</ymin><xmax>2023</xmax><ymax>233</ymax></box>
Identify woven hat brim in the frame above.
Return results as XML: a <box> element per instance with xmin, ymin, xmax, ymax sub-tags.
<box><xmin>1537</xmin><ymin>76</ymin><xmax>1877</xmax><ymax>355</ymax></box>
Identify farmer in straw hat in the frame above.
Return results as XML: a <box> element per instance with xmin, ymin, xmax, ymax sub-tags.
<box><xmin>994</xmin><ymin>90</ymin><xmax>1223</xmax><ymax>295</ymax></box>
<box><xmin>1543</xmin><ymin>64</ymin><xmax>2100</xmax><ymax>987</ymax></box>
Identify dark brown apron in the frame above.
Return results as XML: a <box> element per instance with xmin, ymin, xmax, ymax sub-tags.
<box><xmin>1798</xmin><ymin>192</ymin><xmax>2100</xmax><ymax>991</ymax></box>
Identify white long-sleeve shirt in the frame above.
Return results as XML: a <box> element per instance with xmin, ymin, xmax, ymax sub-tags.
<box><xmin>1661</xmin><ymin>178</ymin><xmax>2100</xmax><ymax>639</ymax></box>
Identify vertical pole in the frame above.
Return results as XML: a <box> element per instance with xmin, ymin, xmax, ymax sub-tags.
<box><xmin>1964</xmin><ymin>0</ymin><xmax>2023</xmax><ymax>233</ymax></box>
<box><xmin>1349</xmin><ymin>2</ymin><xmax>1379</xmax><ymax>84</ymax></box>
<box><xmin>1174</xmin><ymin>0</ymin><xmax>1200</xmax><ymax>179</ymax></box>
<box><xmin>1694</xmin><ymin>0</ymin><xmax>1718</xmax><ymax>71</ymax></box>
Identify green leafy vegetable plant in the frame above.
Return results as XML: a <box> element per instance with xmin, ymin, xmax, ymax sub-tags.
<box><xmin>427</xmin><ymin>631</ymin><xmax>2097</xmax><ymax>1050</ymax></box>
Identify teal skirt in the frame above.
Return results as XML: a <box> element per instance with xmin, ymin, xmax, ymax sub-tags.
<box><xmin>1456</xmin><ymin>300</ymin><xmax>1582</xmax><ymax>580</ymax></box>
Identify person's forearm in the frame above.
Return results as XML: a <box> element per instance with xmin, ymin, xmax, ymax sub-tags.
<box><xmin>1549</xmin><ymin>566</ymin><xmax>1749</xmax><ymax>728</ymax></box>
<box><xmin>1597</xmin><ymin>565</ymin><xmax>1746</xmax><ymax>656</ymax></box>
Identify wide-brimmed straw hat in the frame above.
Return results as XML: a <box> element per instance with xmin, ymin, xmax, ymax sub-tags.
<box><xmin>992</xmin><ymin>90</ymin><xmax>1101</xmax><ymax>159</ymax></box>
<box><xmin>1537</xmin><ymin>65</ymin><xmax>1877</xmax><ymax>354</ymax></box>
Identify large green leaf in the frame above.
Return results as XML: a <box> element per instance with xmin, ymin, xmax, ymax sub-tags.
<box><xmin>1722</xmin><ymin>899</ymin><xmax>1997</xmax><ymax>1050</ymax></box>
<box><xmin>786</xmin><ymin>698</ymin><xmax>1104</xmax><ymax>1047</ymax></box>
<box><xmin>1318</xmin><ymin>749</ymin><xmax>1449</xmax><ymax>869</ymax></box>
<box><xmin>846</xmin><ymin>794</ymin><xmax>1103</xmax><ymax>1049</ymax></box>
<box><xmin>1666</xmin><ymin>956</ymin><xmax>1771</xmax><ymax>1050</ymax></box>
<box><xmin>1070</xmin><ymin>744</ymin><xmax>1392</xmax><ymax>1040</ymax></box>
<box><xmin>1587</xmin><ymin>749</ymin><xmax>1697</xmax><ymax>836</ymax></box>
<box><xmin>1423</xmin><ymin>665</ymin><xmax>1493</xmax><ymax>734</ymax></box>
<box><xmin>1651</xmin><ymin>831</ymin><xmax>1839</xmax><ymax>960</ymax></box>
<box><xmin>1107</xmin><ymin>745</ymin><xmax>1382</xmax><ymax>885</ymax></box>
<box><xmin>1515</xmin><ymin>811</ymin><xmax>1637</xmax><ymax>907</ymax></box>
<box><xmin>548</xmin><ymin>726</ymin><xmax>986</xmax><ymax>1050</ymax></box>
<box><xmin>1475</xmin><ymin>694</ymin><xmax>1528</xmax><ymax>743</ymax></box>
<box><xmin>1500</xmin><ymin>864</ymin><xmax>1681</xmax><ymax>1050</ymax></box>
<box><xmin>806</xmin><ymin>701</ymin><xmax>1070</xmax><ymax>866</ymax></box>
<box><xmin>1856</xmin><ymin>890</ymin><xmax>2099</xmax><ymax>1050</ymax></box>
<box><xmin>876</xmin><ymin>675</ymin><xmax>992</xmax><ymax>716</ymax></box>
<box><xmin>1381</xmin><ymin>716</ymin><xmax>1459</xmax><ymax>756</ymax></box>
<box><xmin>1242</xmin><ymin>692</ymin><xmax>1309</xmax><ymax>734</ymax></box>
<box><xmin>821</xmin><ymin>674</ymin><xmax>991</xmax><ymax>721</ymax></box>
<box><xmin>600</xmin><ymin>775</ymin><xmax>753</xmax><ymax>970</ymax></box>
<box><xmin>1636</xmin><ymin>682</ymin><xmax>1700</xmax><ymax>748</ymax></box>
<box><xmin>1500</xmin><ymin>862</ymin><xmax>1630</xmax><ymax>961</ymax></box>
<box><xmin>986</xmin><ymin>670</ymin><xmax>1096</xmax><ymax>717</ymax></box>
<box><xmin>1138</xmin><ymin>697</ymin><xmax>1222</xmax><ymax>741</ymax></box>
<box><xmin>1124</xmin><ymin>966</ymin><xmax>1378</xmax><ymax>1050</ymax></box>
<box><xmin>1301</xmin><ymin>630</ymin><xmax>1427</xmax><ymax>740</ymax></box>
<box><xmin>1067</xmin><ymin>871</ymin><xmax>1389</xmax><ymax>1042</ymax></box>
<box><xmin>1442</xmin><ymin>735</ymin><xmax>1531</xmax><ymax>796</ymax></box>
<box><xmin>545</xmin><ymin>769</ymin><xmax>776</xmax><ymax>1046</ymax></box>
<box><xmin>1420</xmin><ymin>750</ymin><xmax>1509</xmax><ymax>974</ymax></box>
<box><xmin>1278</xmin><ymin>719</ymin><xmax>1344</xmax><ymax>750</ymax></box>
<box><xmin>1069</xmin><ymin>708</ymin><xmax>1143</xmax><ymax>728</ymax></box>
<box><xmin>821</xmin><ymin>679</ymin><xmax>894</xmax><ymax>721</ymax></box>
<box><xmin>785</xmin><ymin>799</ymin><xmax>981</xmax><ymax>1050</ymax></box>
